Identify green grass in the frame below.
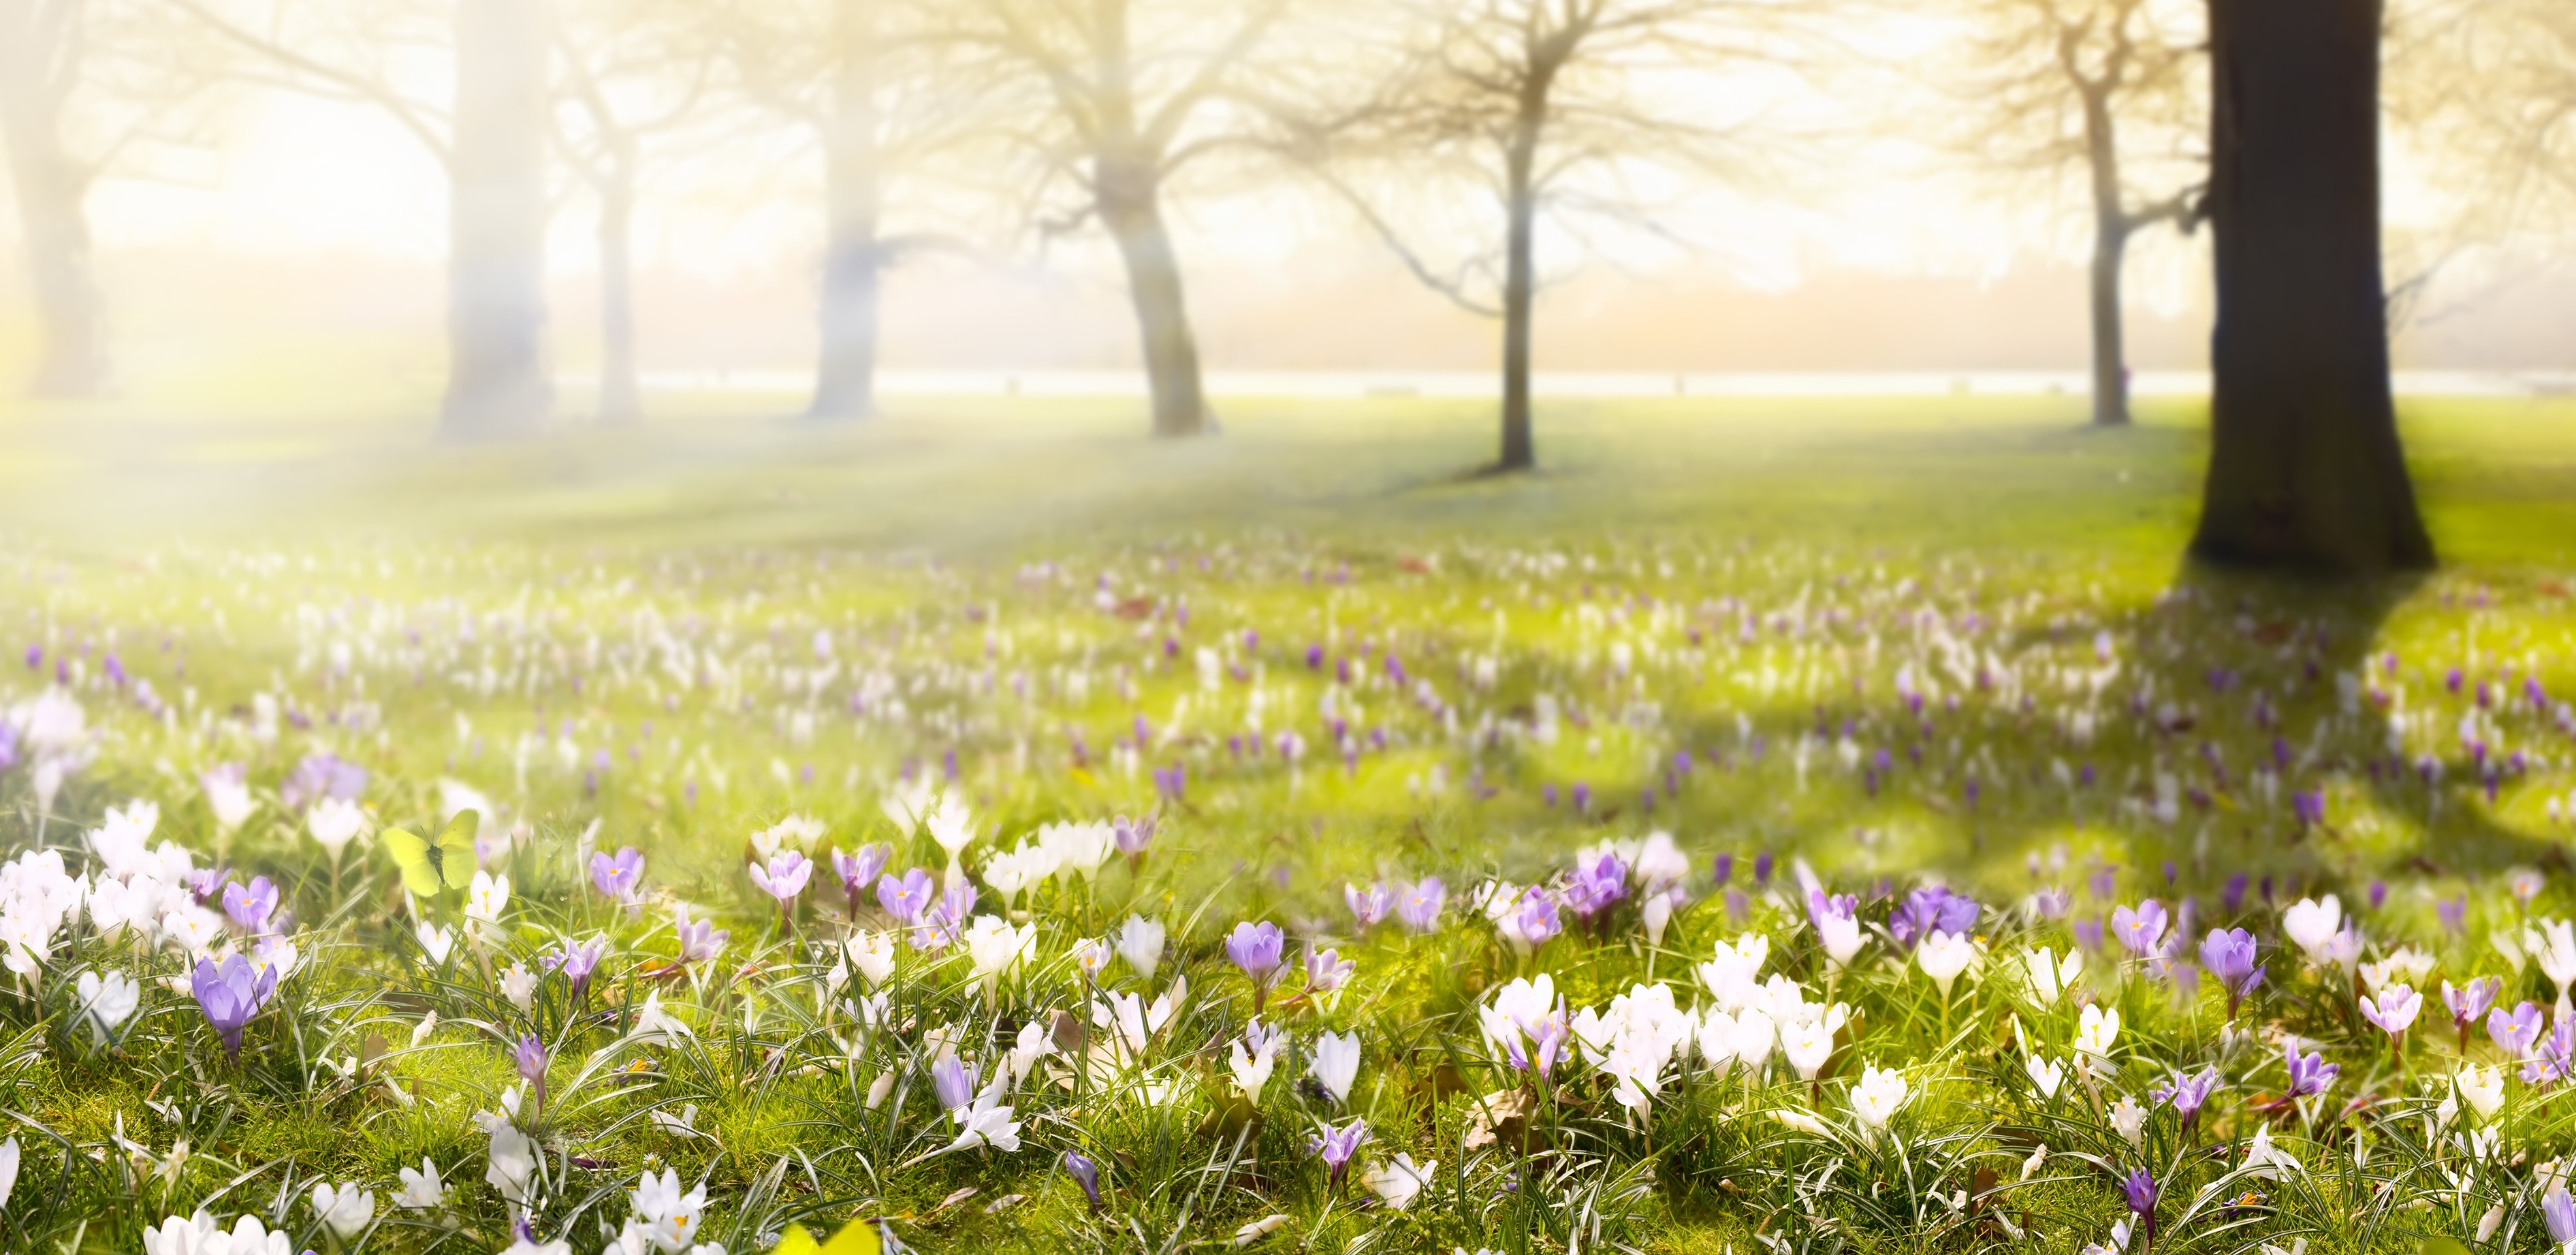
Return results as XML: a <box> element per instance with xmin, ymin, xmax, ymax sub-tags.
<box><xmin>0</xmin><ymin>387</ymin><xmax>2571</xmax><ymax>1254</ymax></box>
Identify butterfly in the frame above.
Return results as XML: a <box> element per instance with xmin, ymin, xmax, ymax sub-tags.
<box><xmin>381</xmin><ymin>809</ymin><xmax>480</xmax><ymax>898</ymax></box>
<box><xmin>773</xmin><ymin>1220</ymin><xmax>881</xmax><ymax>1255</ymax></box>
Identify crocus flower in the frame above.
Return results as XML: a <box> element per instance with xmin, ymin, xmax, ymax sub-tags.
<box><xmin>2547</xmin><ymin>1185</ymin><xmax>2576</xmax><ymax>1248</ymax></box>
<box><xmin>1112</xmin><ymin>814</ymin><xmax>1156</xmax><ymax>861</ymax></box>
<box><xmin>1809</xmin><ymin>890</ymin><xmax>1866</xmax><ymax>967</ymax></box>
<box><xmin>833</xmin><ymin>844</ymin><xmax>891</xmax><ymax>912</ymax></box>
<box><xmin>2199</xmin><ymin>927</ymin><xmax>2265</xmax><ymax>1015</ymax></box>
<box><xmin>1062</xmin><ymin>1151</ymin><xmax>1102</xmax><ymax>1211</ymax></box>
<box><xmin>2152</xmin><ymin>1066</ymin><xmax>2219</xmax><ymax>1130</ymax></box>
<box><xmin>589</xmin><ymin>848</ymin><xmax>645</xmax><ymax>903</ymax></box>
<box><xmin>2122</xmin><ymin>1167</ymin><xmax>2159</xmax><ymax>1237</ymax></box>
<box><xmin>876</xmin><ymin>868</ymin><xmax>934</xmax><ymax>923</ymax></box>
<box><xmin>1310</xmin><ymin>1117</ymin><xmax>1369</xmax><ymax>1187</ymax></box>
<box><xmin>2446</xmin><ymin>976</ymin><xmax>2502</xmax><ymax>1049</ymax></box>
<box><xmin>2111</xmin><ymin>900</ymin><xmax>2168</xmax><ymax>957</ymax></box>
<box><xmin>1394</xmin><ymin>877</ymin><xmax>1445</xmax><ymax>933</ymax></box>
<box><xmin>1562</xmin><ymin>850</ymin><xmax>1627</xmax><ymax>919</ymax></box>
<box><xmin>1888</xmin><ymin>886</ymin><xmax>1979</xmax><ymax>951</ymax></box>
<box><xmin>748</xmin><ymin>851</ymin><xmax>812</xmax><ymax>916</ymax></box>
<box><xmin>1514</xmin><ymin>891</ymin><xmax>1563</xmax><ymax>949</ymax></box>
<box><xmin>2489</xmin><ymin>1001</ymin><xmax>2545</xmax><ymax>1056</ymax></box>
<box><xmin>221</xmin><ymin>876</ymin><xmax>278</xmax><ymax>934</ymax></box>
<box><xmin>2359</xmin><ymin>983</ymin><xmax>2422</xmax><ymax>1047</ymax></box>
<box><xmin>542</xmin><ymin>936</ymin><xmax>609</xmax><ymax>997</ymax></box>
<box><xmin>932</xmin><ymin>1055</ymin><xmax>980</xmax><ymax>1112</ymax></box>
<box><xmin>1345</xmin><ymin>883</ymin><xmax>1392</xmax><ymax>930</ymax></box>
<box><xmin>1226</xmin><ymin>921</ymin><xmax>1284</xmax><ymax>987</ymax></box>
<box><xmin>672</xmin><ymin>905</ymin><xmax>729</xmax><ymax>964</ymax></box>
<box><xmin>2283</xmin><ymin>1044</ymin><xmax>2339</xmax><ymax>1099</ymax></box>
<box><xmin>1305</xmin><ymin>946</ymin><xmax>1355</xmax><ymax>996</ymax></box>
<box><xmin>190</xmin><ymin>953</ymin><xmax>278</xmax><ymax>1059</ymax></box>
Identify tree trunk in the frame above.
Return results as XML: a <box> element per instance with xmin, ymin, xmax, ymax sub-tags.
<box><xmin>1099</xmin><ymin>158</ymin><xmax>1209</xmax><ymax>439</ymax></box>
<box><xmin>807</xmin><ymin>0</ymin><xmax>883</xmax><ymax>422</ymax></box>
<box><xmin>440</xmin><ymin>0</ymin><xmax>552</xmax><ymax>441</ymax></box>
<box><xmin>596</xmin><ymin>163</ymin><xmax>641</xmax><ymax>427</ymax></box>
<box><xmin>1497</xmin><ymin>126</ymin><xmax>1540</xmax><ymax>472</ymax></box>
<box><xmin>2080</xmin><ymin>86</ymin><xmax>2131</xmax><ymax>428</ymax></box>
<box><xmin>2191</xmin><ymin>0</ymin><xmax>2432</xmax><ymax>573</ymax></box>
<box><xmin>0</xmin><ymin>0</ymin><xmax>106</xmax><ymax>398</ymax></box>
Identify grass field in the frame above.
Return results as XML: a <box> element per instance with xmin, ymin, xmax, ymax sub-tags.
<box><xmin>0</xmin><ymin>387</ymin><xmax>2573</xmax><ymax>1255</ymax></box>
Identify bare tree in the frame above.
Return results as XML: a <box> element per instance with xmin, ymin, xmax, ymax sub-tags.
<box><xmin>1277</xmin><ymin>0</ymin><xmax>1817</xmax><ymax>472</ymax></box>
<box><xmin>2189</xmin><ymin>0</ymin><xmax>2430</xmax><ymax>573</ymax></box>
<box><xmin>932</xmin><ymin>0</ymin><xmax>1304</xmax><ymax>440</ymax></box>
<box><xmin>1941</xmin><ymin>0</ymin><xmax>2201</xmax><ymax>427</ymax></box>
<box><xmin>172</xmin><ymin>0</ymin><xmax>552</xmax><ymax>440</ymax></box>
<box><xmin>0</xmin><ymin>0</ymin><xmax>219</xmax><ymax>397</ymax></box>
<box><xmin>2401</xmin><ymin>0</ymin><xmax>2576</xmax><ymax>255</ymax></box>
<box><xmin>704</xmin><ymin>0</ymin><xmax>965</xmax><ymax>424</ymax></box>
<box><xmin>550</xmin><ymin>0</ymin><xmax>722</xmax><ymax>426</ymax></box>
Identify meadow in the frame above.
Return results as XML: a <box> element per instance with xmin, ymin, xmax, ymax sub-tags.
<box><xmin>1</xmin><ymin>388</ymin><xmax>2575</xmax><ymax>1255</ymax></box>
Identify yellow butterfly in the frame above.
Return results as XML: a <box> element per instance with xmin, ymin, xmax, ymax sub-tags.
<box><xmin>772</xmin><ymin>1220</ymin><xmax>881</xmax><ymax>1255</ymax></box>
<box><xmin>381</xmin><ymin>809</ymin><xmax>480</xmax><ymax>898</ymax></box>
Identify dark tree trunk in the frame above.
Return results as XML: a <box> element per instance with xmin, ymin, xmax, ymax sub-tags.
<box><xmin>2080</xmin><ymin>87</ymin><xmax>2131</xmax><ymax>428</ymax></box>
<box><xmin>1100</xmin><ymin>157</ymin><xmax>1209</xmax><ymax>439</ymax></box>
<box><xmin>2191</xmin><ymin>0</ymin><xmax>2432</xmax><ymax>573</ymax></box>
<box><xmin>596</xmin><ymin>163</ymin><xmax>641</xmax><ymax>427</ymax></box>
<box><xmin>441</xmin><ymin>0</ymin><xmax>552</xmax><ymax>441</ymax></box>
<box><xmin>808</xmin><ymin>0</ymin><xmax>884</xmax><ymax>422</ymax></box>
<box><xmin>1497</xmin><ymin>126</ymin><xmax>1540</xmax><ymax>472</ymax></box>
<box><xmin>0</xmin><ymin>0</ymin><xmax>106</xmax><ymax>398</ymax></box>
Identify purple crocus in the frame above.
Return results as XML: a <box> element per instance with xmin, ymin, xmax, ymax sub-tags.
<box><xmin>589</xmin><ymin>847</ymin><xmax>646</xmax><ymax>904</ymax></box>
<box><xmin>2197</xmin><ymin>927</ymin><xmax>2265</xmax><ymax>1015</ymax></box>
<box><xmin>877</xmin><ymin>868</ymin><xmax>935</xmax><ymax>923</ymax></box>
<box><xmin>2547</xmin><ymin>1186</ymin><xmax>2576</xmax><ymax>1248</ymax></box>
<box><xmin>1561</xmin><ymin>850</ymin><xmax>1628</xmax><ymax>919</ymax></box>
<box><xmin>190</xmin><ymin>954</ymin><xmax>279</xmax><ymax>1060</ymax></box>
<box><xmin>1062</xmin><ymin>1151</ymin><xmax>1102</xmax><ymax>1211</ymax></box>
<box><xmin>1310</xmin><ymin>1117</ymin><xmax>1369</xmax><ymax>1188</ymax></box>
<box><xmin>1304</xmin><ymin>945</ymin><xmax>1356</xmax><ymax>996</ymax></box>
<box><xmin>543</xmin><ymin>935</ymin><xmax>609</xmax><ymax>998</ymax></box>
<box><xmin>1345</xmin><ymin>883</ymin><xmax>1393</xmax><ymax>930</ymax></box>
<box><xmin>2445</xmin><ymin>976</ymin><xmax>2502</xmax><ymax>1051</ymax></box>
<box><xmin>1112</xmin><ymin>814</ymin><xmax>1156</xmax><ymax>862</ymax></box>
<box><xmin>1888</xmin><ymin>886</ymin><xmax>1979</xmax><ymax>951</ymax></box>
<box><xmin>1516</xmin><ymin>889</ymin><xmax>1563</xmax><ymax>949</ymax></box>
<box><xmin>2122</xmin><ymin>1167</ymin><xmax>2159</xmax><ymax>1238</ymax></box>
<box><xmin>1226</xmin><ymin>921</ymin><xmax>1286</xmax><ymax>996</ymax></box>
<box><xmin>2526</xmin><ymin>1016</ymin><xmax>2576</xmax><ymax>1086</ymax></box>
<box><xmin>2489</xmin><ymin>1001</ymin><xmax>2545</xmax><ymax>1057</ymax></box>
<box><xmin>2111</xmin><ymin>900</ymin><xmax>2168</xmax><ymax>957</ymax></box>
<box><xmin>833</xmin><ymin>844</ymin><xmax>892</xmax><ymax>915</ymax></box>
<box><xmin>748</xmin><ymin>851</ymin><xmax>812</xmax><ymax>917</ymax></box>
<box><xmin>221</xmin><ymin>876</ymin><xmax>279</xmax><ymax>934</ymax></box>
<box><xmin>2282</xmin><ymin>1044</ymin><xmax>2339</xmax><ymax>1099</ymax></box>
<box><xmin>1394</xmin><ymin>878</ymin><xmax>1446</xmax><ymax>933</ymax></box>
<box><xmin>673</xmin><ymin>908</ymin><xmax>729</xmax><ymax>964</ymax></box>
<box><xmin>513</xmin><ymin>1032</ymin><xmax>549</xmax><ymax>1106</ymax></box>
<box><xmin>932</xmin><ymin>1055</ymin><xmax>980</xmax><ymax>1111</ymax></box>
<box><xmin>2151</xmin><ymin>1066</ymin><xmax>2220</xmax><ymax>1130</ymax></box>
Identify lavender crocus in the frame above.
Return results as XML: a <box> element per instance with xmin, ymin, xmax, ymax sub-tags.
<box><xmin>1516</xmin><ymin>890</ymin><xmax>1563</xmax><ymax>949</ymax></box>
<box><xmin>1394</xmin><ymin>878</ymin><xmax>1446</xmax><ymax>933</ymax></box>
<box><xmin>190</xmin><ymin>954</ymin><xmax>279</xmax><ymax>1060</ymax></box>
<box><xmin>221</xmin><ymin>876</ymin><xmax>279</xmax><ymax>934</ymax></box>
<box><xmin>877</xmin><ymin>868</ymin><xmax>935</xmax><ymax>923</ymax></box>
<box><xmin>2111</xmin><ymin>900</ymin><xmax>2168</xmax><ymax>957</ymax></box>
<box><xmin>1345</xmin><ymin>883</ymin><xmax>1393</xmax><ymax>930</ymax></box>
<box><xmin>2198</xmin><ymin>927</ymin><xmax>2265</xmax><ymax>1015</ymax></box>
<box><xmin>1305</xmin><ymin>946</ymin><xmax>1356</xmax><ymax>996</ymax></box>
<box><xmin>1310</xmin><ymin>1117</ymin><xmax>1369</xmax><ymax>1188</ymax></box>
<box><xmin>2282</xmin><ymin>1045</ymin><xmax>2339</xmax><ymax>1099</ymax></box>
<box><xmin>1227</xmin><ymin>921</ymin><xmax>1286</xmax><ymax>995</ymax></box>
<box><xmin>2122</xmin><ymin>1167</ymin><xmax>2159</xmax><ymax>1238</ymax></box>
<box><xmin>1112</xmin><ymin>814</ymin><xmax>1156</xmax><ymax>861</ymax></box>
<box><xmin>513</xmin><ymin>1032</ymin><xmax>549</xmax><ymax>1105</ymax></box>
<box><xmin>2152</xmin><ymin>1067</ymin><xmax>2220</xmax><ymax>1131</ymax></box>
<box><xmin>1062</xmin><ymin>1151</ymin><xmax>1102</xmax><ymax>1211</ymax></box>
<box><xmin>2526</xmin><ymin>1017</ymin><xmax>2576</xmax><ymax>1086</ymax></box>
<box><xmin>2445</xmin><ymin>976</ymin><xmax>2502</xmax><ymax>1050</ymax></box>
<box><xmin>2547</xmin><ymin>1185</ymin><xmax>2576</xmax><ymax>1248</ymax></box>
<box><xmin>2489</xmin><ymin>1001</ymin><xmax>2545</xmax><ymax>1057</ymax></box>
<box><xmin>932</xmin><ymin>1055</ymin><xmax>980</xmax><ymax>1111</ymax></box>
<box><xmin>589</xmin><ymin>848</ymin><xmax>646</xmax><ymax>904</ymax></box>
<box><xmin>543</xmin><ymin>936</ymin><xmax>609</xmax><ymax>998</ymax></box>
<box><xmin>748</xmin><ymin>851</ymin><xmax>812</xmax><ymax>919</ymax></box>
<box><xmin>1888</xmin><ymin>886</ymin><xmax>1979</xmax><ymax>951</ymax></box>
<box><xmin>833</xmin><ymin>844</ymin><xmax>892</xmax><ymax>915</ymax></box>
<box><xmin>1561</xmin><ymin>850</ymin><xmax>1628</xmax><ymax>919</ymax></box>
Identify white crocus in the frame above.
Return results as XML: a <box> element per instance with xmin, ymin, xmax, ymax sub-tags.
<box><xmin>2076</xmin><ymin>1004</ymin><xmax>2120</xmax><ymax>1060</ymax></box>
<box><xmin>962</xmin><ymin>915</ymin><xmax>1037</xmax><ymax>992</ymax></box>
<box><xmin>1116</xmin><ymin>915</ymin><xmax>1166</xmax><ymax>981</ymax></box>
<box><xmin>1695</xmin><ymin>934</ymin><xmax>1770</xmax><ymax>1011</ymax></box>
<box><xmin>2280</xmin><ymin>895</ymin><xmax>2343</xmax><ymax>966</ymax></box>
<box><xmin>2110</xmin><ymin>1094</ymin><xmax>2148</xmax><ymax>1148</ymax></box>
<box><xmin>1781</xmin><ymin>1018</ymin><xmax>1836</xmax><ymax>1080</ymax></box>
<box><xmin>1916</xmin><ymin>930</ymin><xmax>1979</xmax><ymax>998</ymax></box>
<box><xmin>74</xmin><ymin>968</ymin><xmax>140</xmax><ymax>1043</ymax></box>
<box><xmin>2457</xmin><ymin>1064</ymin><xmax>2506</xmax><ymax>1122</ymax></box>
<box><xmin>1310</xmin><ymin>1030</ymin><xmax>1361</xmax><ymax>1105</ymax></box>
<box><xmin>1361</xmin><ymin>1153</ymin><xmax>1435</xmax><ymax>1211</ymax></box>
<box><xmin>2018</xmin><ymin>945</ymin><xmax>2081</xmax><ymax>1008</ymax></box>
<box><xmin>395</xmin><ymin>1158</ymin><xmax>447</xmax><ymax>1210</ymax></box>
<box><xmin>306</xmin><ymin>797</ymin><xmax>370</xmax><ymax>865</ymax></box>
<box><xmin>1230</xmin><ymin>1028</ymin><xmax>1284</xmax><ymax>1098</ymax></box>
<box><xmin>1847</xmin><ymin>1065</ymin><xmax>1909</xmax><ymax>1130</ymax></box>
<box><xmin>2024</xmin><ymin>1054</ymin><xmax>2065</xmax><ymax>1100</ymax></box>
<box><xmin>311</xmin><ymin>1181</ymin><xmax>375</xmax><ymax>1241</ymax></box>
<box><xmin>629</xmin><ymin>1168</ymin><xmax>710</xmax><ymax>1253</ymax></box>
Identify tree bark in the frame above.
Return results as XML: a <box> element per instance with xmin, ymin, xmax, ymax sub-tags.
<box><xmin>1496</xmin><ymin>108</ymin><xmax>1541</xmax><ymax>472</ymax></box>
<box><xmin>595</xmin><ymin>163</ymin><xmax>641</xmax><ymax>426</ymax></box>
<box><xmin>1099</xmin><ymin>157</ymin><xmax>1209</xmax><ymax>439</ymax></box>
<box><xmin>807</xmin><ymin>0</ymin><xmax>883</xmax><ymax>422</ymax></box>
<box><xmin>440</xmin><ymin>0</ymin><xmax>552</xmax><ymax>441</ymax></box>
<box><xmin>2080</xmin><ymin>86</ymin><xmax>2131</xmax><ymax>428</ymax></box>
<box><xmin>2191</xmin><ymin>0</ymin><xmax>2432</xmax><ymax>573</ymax></box>
<box><xmin>0</xmin><ymin>0</ymin><xmax>106</xmax><ymax>398</ymax></box>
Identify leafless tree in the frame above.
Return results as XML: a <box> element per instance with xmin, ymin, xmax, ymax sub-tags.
<box><xmin>0</xmin><ymin>0</ymin><xmax>222</xmax><ymax>397</ymax></box>
<box><xmin>1939</xmin><ymin>0</ymin><xmax>2202</xmax><ymax>427</ymax></box>
<box><xmin>1273</xmin><ymin>0</ymin><xmax>1823</xmax><ymax>472</ymax></box>
<box><xmin>929</xmin><ymin>0</ymin><xmax>1307</xmax><ymax>440</ymax></box>
<box><xmin>2400</xmin><ymin>0</ymin><xmax>2576</xmax><ymax>258</ymax></box>
<box><xmin>170</xmin><ymin>0</ymin><xmax>553</xmax><ymax>440</ymax></box>
<box><xmin>550</xmin><ymin>0</ymin><xmax>724</xmax><ymax>426</ymax></box>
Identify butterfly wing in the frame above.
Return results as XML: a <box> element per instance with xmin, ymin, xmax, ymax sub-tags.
<box><xmin>436</xmin><ymin>809</ymin><xmax>481</xmax><ymax>891</ymax></box>
<box><xmin>817</xmin><ymin>1221</ymin><xmax>882</xmax><ymax>1255</ymax></box>
<box><xmin>380</xmin><ymin>827</ymin><xmax>443</xmax><ymax>897</ymax></box>
<box><xmin>772</xmin><ymin>1228</ymin><xmax>821</xmax><ymax>1255</ymax></box>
